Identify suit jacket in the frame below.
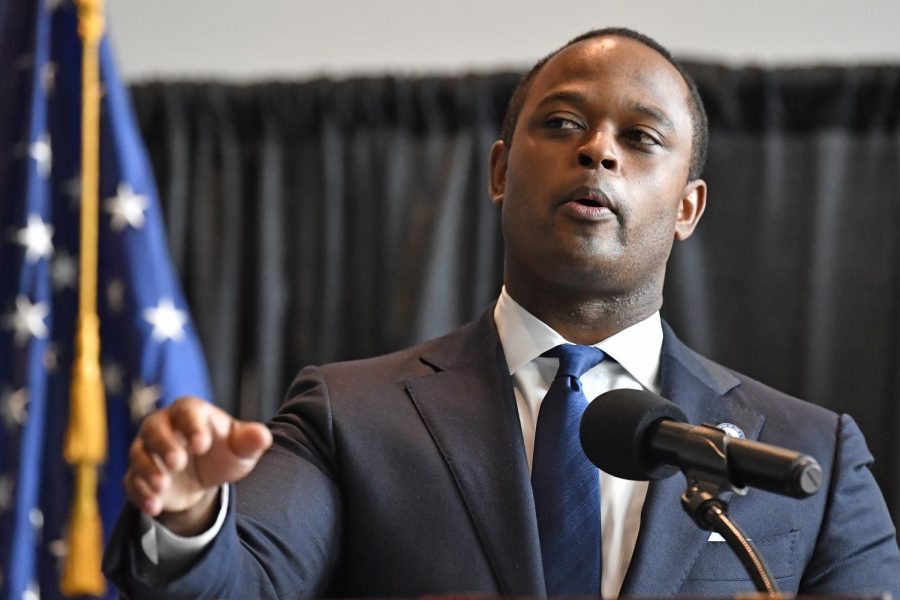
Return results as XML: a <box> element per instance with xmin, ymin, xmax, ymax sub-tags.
<box><xmin>104</xmin><ymin>308</ymin><xmax>900</xmax><ymax>598</ymax></box>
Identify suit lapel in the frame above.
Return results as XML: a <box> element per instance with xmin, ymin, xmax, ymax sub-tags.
<box><xmin>621</xmin><ymin>323</ymin><xmax>765</xmax><ymax>596</ymax></box>
<box><xmin>404</xmin><ymin>311</ymin><xmax>545</xmax><ymax>596</ymax></box>
<box><xmin>404</xmin><ymin>315</ymin><xmax>768</xmax><ymax>596</ymax></box>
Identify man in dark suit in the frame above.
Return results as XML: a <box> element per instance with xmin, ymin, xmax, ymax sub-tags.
<box><xmin>105</xmin><ymin>28</ymin><xmax>900</xmax><ymax>598</ymax></box>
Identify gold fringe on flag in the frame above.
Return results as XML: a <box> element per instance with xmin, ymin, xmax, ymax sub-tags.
<box><xmin>61</xmin><ymin>0</ymin><xmax>107</xmax><ymax>595</ymax></box>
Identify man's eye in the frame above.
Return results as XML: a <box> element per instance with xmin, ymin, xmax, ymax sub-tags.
<box><xmin>625</xmin><ymin>130</ymin><xmax>661</xmax><ymax>146</ymax></box>
<box><xmin>546</xmin><ymin>117</ymin><xmax>583</xmax><ymax>130</ymax></box>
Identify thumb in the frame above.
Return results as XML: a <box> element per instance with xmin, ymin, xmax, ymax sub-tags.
<box><xmin>228</xmin><ymin>421</ymin><xmax>273</xmax><ymax>460</ymax></box>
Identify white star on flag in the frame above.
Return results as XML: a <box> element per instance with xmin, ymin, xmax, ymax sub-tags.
<box><xmin>47</xmin><ymin>539</ymin><xmax>68</xmax><ymax>571</ymax></box>
<box><xmin>14</xmin><ymin>213</ymin><xmax>54</xmax><ymax>263</ymax></box>
<box><xmin>4</xmin><ymin>295</ymin><xmax>50</xmax><ymax>346</ymax></box>
<box><xmin>22</xmin><ymin>581</ymin><xmax>39</xmax><ymax>600</ymax></box>
<box><xmin>29</xmin><ymin>508</ymin><xmax>43</xmax><ymax>531</ymax></box>
<box><xmin>48</xmin><ymin>539</ymin><xmax>68</xmax><ymax>559</ymax></box>
<box><xmin>129</xmin><ymin>381</ymin><xmax>162</xmax><ymax>422</ymax></box>
<box><xmin>42</xmin><ymin>342</ymin><xmax>59</xmax><ymax>372</ymax></box>
<box><xmin>103</xmin><ymin>361</ymin><xmax>125</xmax><ymax>395</ymax></box>
<box><xmin>1</xmin><ymin>387</ymin><xmax>29</xmax><ymax>429</ymax></box>
<box><xmin>62</xmin><ymin>174</ymin><xmax>81</xmax><ymax>205</ymax></box>
<box><xmin>40</xmin><ymin>61</ymin><xmax>56</xmax><ymax>93</ymax></box>
<box><xmin>104</xmin><ymin>182</ymin><xmax>148</xmax><ymax>231</ymax></box>
<box><xmin>143</xmin><ymin>298</ymin><xmax>188</xmax><ymax>342</ymax></box>
<box><xmin>28</xmin><ymin>134</ymin><xmax>51</xmax><ymax>179</ymax></box>
<box><xmin>106</xmin><ymin>278</ymin><xmax>126</xmax><ymax>313</ymax></box>
<box><xmin>51</xmin><ymin>250</ymin><xmax>78</xmax><ymax>290</ymax></box>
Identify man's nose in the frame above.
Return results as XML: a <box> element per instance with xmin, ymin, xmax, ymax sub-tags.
<box><xmin>577</xmin><ymin>131</ymin><xmax>618</xmax><ymax>171</ymax></box>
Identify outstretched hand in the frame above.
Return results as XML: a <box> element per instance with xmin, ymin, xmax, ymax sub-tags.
<box><xmin>124</xmin><ymin>396</ymin><xmax>272</xmax><ymax>535</ymax></box>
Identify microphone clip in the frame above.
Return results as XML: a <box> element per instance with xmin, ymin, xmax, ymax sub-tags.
<box><xmin>678</xmin><ymin>422</ymin><xmax>749</xmax><ymax>497</ymax></box>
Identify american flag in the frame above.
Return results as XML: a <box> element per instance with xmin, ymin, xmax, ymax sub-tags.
<box><xmin>0</xmin><ymin>1</ymin><xmax>213</xmax><ymax>598</ymax></box>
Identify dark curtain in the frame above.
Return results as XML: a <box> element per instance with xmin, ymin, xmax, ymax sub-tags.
<box><xmin>129</xmin><ymin>64</ymin><xmax>900</xmax><ymax>524</ymax></box>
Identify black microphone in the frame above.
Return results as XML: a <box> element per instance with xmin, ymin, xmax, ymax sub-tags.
<box><xmin>579</xmin><ymin>388</ymin><xmax>823</xmax><ymax>498</ymax></box>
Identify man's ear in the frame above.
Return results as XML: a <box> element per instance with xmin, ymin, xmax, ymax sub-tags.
<box><xmin>674</xmin><ymin>179</ymin><xmax>707</xmax><ymax>241</ymax></box>
<box><xmin>488</xmin><ymin>140</ymin><xmax>508</xmax><ymax>206</ymax></box>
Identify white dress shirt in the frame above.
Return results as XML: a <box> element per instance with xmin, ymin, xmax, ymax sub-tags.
<box><xmin>145</xmin><ymin>288</ymin><xmax>664</xmax><ymax>598</ymax></box>
<box><xmin>493</xmin><ymin>287</ymin><xmax>662</xmax><ymax>598</ymax></box>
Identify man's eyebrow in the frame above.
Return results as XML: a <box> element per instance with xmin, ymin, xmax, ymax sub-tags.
<box><xmin>628</xmin><ymin>102</ymin><xmax>676</xmax><ymax>132</ymax></box>
<box><xmin>534</xmin><ymin>90</ymin><xmax>588</xmax><ymax>110</ymax></box>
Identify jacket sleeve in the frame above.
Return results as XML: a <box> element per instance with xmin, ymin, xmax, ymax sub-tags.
<box><xmin>799</xmin><ymin>413</ymin><xmax>900</xmax><ymax>596</ymax></box>
<box><xmin>102</xmin><ymin>366</ymin><xmax>342</xmax><ymax>599</ymax></box>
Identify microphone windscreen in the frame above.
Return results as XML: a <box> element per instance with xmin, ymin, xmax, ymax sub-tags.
<box><xmin>579</xmin><ymin>388</ymin><xmax>686</xmax><ymax>481</ymax></box>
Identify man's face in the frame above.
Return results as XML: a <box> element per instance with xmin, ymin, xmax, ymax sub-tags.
<box><xmin>489</xmin><ymin>35</ymin><xmax>706</xmax><ymax>298</ymax></box>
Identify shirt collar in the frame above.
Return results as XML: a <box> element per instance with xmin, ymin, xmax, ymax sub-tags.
<box><xmin>493</xmin><ymin>286</ymin><xmax>663</xmax><ymax>391</ymax></box>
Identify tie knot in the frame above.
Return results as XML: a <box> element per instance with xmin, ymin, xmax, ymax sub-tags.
<box><xmin>542</xmin><ymin>344</ymin><xmax>606</xmax><ymax>381</ymax></box>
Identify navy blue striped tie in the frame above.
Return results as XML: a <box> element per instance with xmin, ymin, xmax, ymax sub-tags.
<box><xmin>532</xmin><ymin>344</ymin><xmax>605</xmax><ymax>596</ymax></box>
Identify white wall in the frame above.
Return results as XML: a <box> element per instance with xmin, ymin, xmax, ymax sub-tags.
<box><xmin>108</xmin><ymin>0</ymin><xmax>900</xmax><ymax>80</ymax></box>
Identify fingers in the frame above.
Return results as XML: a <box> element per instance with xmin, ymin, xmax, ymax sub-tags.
<box><xmin>169</xmin><ymin>396</ymin><xmax>221</xmax><ymax>455</ymax></box>
<box><xmin>228</xmin><ymin>421</ymin><xmax>273</xmax><ymax>460</ymax></box>
<box><xmin>125</xmin><ymin>437</ymin><xmax>167</xmax><ymax>515</ymax></box>
<box><xmin>129</xmin><ymin>436</ymin><xmax>166</xmax><ymax>492</ymax></box>
<box><xmin>127</xmin><ymin>396</ymin><xmax>218</xmax><ymax>514</ymax></box>
<box><xmin>125</xmin><ymin>395</ymin><xmax>271</xmax><ymax>516</ymax></box>
<box><xmin>140</xmin><ymin>413</ymin><xmax>187</xmax><ymax>471</ymax></box>
<box><xmin>125</xmin><ymin>468</ymin><xmax>163</xmax><ymax>516</ymax></box>
<box><xmin>138</xmin><ymin>396</ymin><xmax>224</xmax><ymax>469</ymax></box>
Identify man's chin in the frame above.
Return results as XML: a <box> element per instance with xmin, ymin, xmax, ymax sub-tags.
<box><xmin>541</xmin><ymin>256</ymin><xmax>627</xmax><ymax>292</ymax></box>
<box><xmin>555</xmin><ymin>244</ymin><xmax>623</xmax><ymax>273</ymax></box>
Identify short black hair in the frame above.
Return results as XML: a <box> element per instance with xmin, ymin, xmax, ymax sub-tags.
<box><xmin>499</xmin><ymin>27</ymin><xmax>708</xmax><ymax>181</ymax></box>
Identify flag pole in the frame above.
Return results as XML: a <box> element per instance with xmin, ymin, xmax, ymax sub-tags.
<box><xmin>62</xmin><ymin>0</ymin><xmax>107</xmax><ymax>594</ymax></box>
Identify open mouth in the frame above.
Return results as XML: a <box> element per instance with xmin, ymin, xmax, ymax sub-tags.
<box><xmin>559</xmin><ymin>186</ymin><xmax>616</xmax><ymax>222</ymax></box>
<box><xmin>575</xmin><ymin>197</ymin><xmax>603</xmax><ymax>208</ymax></box>
<box><xmin>561</xmin><ymin>186</ymin><xmax>614</xmax><ymax>213</ymax></box>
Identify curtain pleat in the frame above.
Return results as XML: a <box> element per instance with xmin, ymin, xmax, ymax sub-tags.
<box><xmin>130</xmin><ymin>66</ymin><xmax>900</xmax><ymax>523</ymax></box>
